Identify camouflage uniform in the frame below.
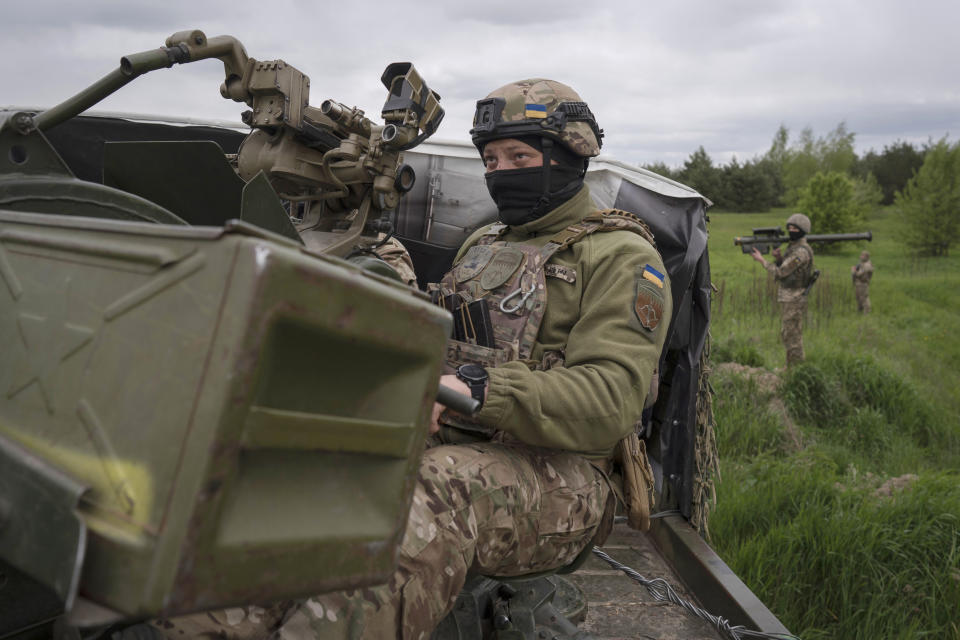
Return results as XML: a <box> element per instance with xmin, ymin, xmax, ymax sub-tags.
<box><xmin>146</xmin><ymin>443</ymin><xmax>609</xmax><ymax>640</ymax></box>
<box><xmin>146</xmin><ymin>604</ymin><xmax>292</xmax><ymax>639</ymax></box>
<box><xmin>278</xmin><ymin>443</ymin><xmax>610</xmax><ymax>639</ymax></box>
<box><xmin>852</xmin><ymin>252</ymin><xmax>873</xmax><ymax>313</ymax></box>
<box><xmin>374</xmin><ymin>234</ymin><xmax>419</xmax><ymax>288</ymax></box>
<box><xmin>764</xmin><ymin>238</ymin><xmax>813</xmax><ymax>367</ymax></box>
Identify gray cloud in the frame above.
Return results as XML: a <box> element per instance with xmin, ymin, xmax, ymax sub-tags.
<box><xmin>1</xmin><ymin>0</ymin><xmax>956</xmax><ymax>172</ymax></box>
<box><xmin>443</xmin><ymin>0</ymin><xmax>586</xmax><ymax>26</ymax></box>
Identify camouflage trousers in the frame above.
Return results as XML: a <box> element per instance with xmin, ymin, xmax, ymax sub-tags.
<box><xmin>780</xmin><ymin>298</ymin><xmax>807</xmax><ymax>367</ymax></box>
<box><xmin>147</xmin><ymin>442</ymin><xmax>609</xmax><ymax>640</ymax></box>
<box><xmin>855</xmin><ymin>282</ymin><xmax>871</xmax><ymax>313</ymax></box>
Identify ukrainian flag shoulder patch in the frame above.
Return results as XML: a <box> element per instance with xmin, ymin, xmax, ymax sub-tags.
<box><xmin>524</xmin><ymin>104</ymin><xmax>548</xmax><ymax>119</ymax></box>
<box><xmin>642</xmin><ymin>264</ymin><xmax>665</xmax><ymax>288</ymax></box>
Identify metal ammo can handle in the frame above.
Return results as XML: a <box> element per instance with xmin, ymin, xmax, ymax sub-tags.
<box><xmin>436</xmin><ymin>384</ymin><xmax>480</xmax><ymax>415</ymax></box>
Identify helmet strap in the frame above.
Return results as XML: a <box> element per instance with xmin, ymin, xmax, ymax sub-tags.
<box><xmin>533</xmin><ymin>138</ymin><xmax>555</xmax><ymax>215</ymax></box>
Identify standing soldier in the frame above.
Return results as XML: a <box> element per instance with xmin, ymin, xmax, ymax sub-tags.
<box><xmin>851</xmin><ymin>250</ymin><xmax>873</xmax><ymax>313</ymax></box>
<box><xmin>750</xmin><ymin>213</ymin><xmax>814</xmax><ymax>367</ymax></box>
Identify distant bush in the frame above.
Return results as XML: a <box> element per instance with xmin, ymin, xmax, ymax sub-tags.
<box><xmin>797</xmin><ymin>171</ymin><xmax>865</xmax><ymax>235</ymax></box>
<box><xmin>714</xmin><ymin>158</ymin><xmax>779</xmax><ymax>212</ymax></box>
<box><xmin>896</xmin><ymin>137</ymin><xmax>960</xmax><ymax>256</ymax></box>
<box><xmin>855</xmin><ymin>139</ymin><xmax>927</xmax><ymax>205</ymax></box>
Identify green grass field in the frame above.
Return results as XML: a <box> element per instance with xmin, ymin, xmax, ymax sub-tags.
<box><xmin>706</xmin><ymin>207</ymin><xmax>960</xmax><ymax>639</ymax></box>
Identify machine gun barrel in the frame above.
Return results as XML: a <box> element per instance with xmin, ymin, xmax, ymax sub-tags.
<box><xmin>735</xmin><ymin>230</ymin><xmax>872</xmax><ymax>254</ymax></box>
<box><xmin>32</xmin><ymin>47</ymin><xmax>189</xmax><ymax>132</ymax></box>
<box><xmin>31</xmin><ymin>31</ymin><xmax>250</xmax><ymax>133</ymax></box>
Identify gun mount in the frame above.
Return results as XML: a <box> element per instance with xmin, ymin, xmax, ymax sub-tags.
<box><xmin>734</xmin><ymin>227</ymin><xmax>873</xmax><ymax>254</ymax></box>
<box><xmin>0</xmin><ymin>30</ymin><xmax>452</xmax><ymax>634</ymax></box>
<box><xmin>10</xmin><ymin>29</ymin><xmax>443</xmax><ymax>258</ymax></box>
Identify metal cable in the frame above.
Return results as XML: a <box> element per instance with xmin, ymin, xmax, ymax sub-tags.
<box><xmin>590</xmin><ymin>547</ymin><xmax>801</xmax><ymax>640</ymax></box>
<box><xmin>614</xmin><ymin>510</ymin><xmax>681</xmax><ymax>525</ymax></box>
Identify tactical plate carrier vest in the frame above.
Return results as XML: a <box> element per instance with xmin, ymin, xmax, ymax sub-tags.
<box><xmin>780</xmin><ymin>240</ymin><xmax>814</xmax><ymax>291</ymax></box>
<box><xmin>430</xmin><ymin>209</ymin><xmax>662</xmax><ymax>531</ymax></box>
<box><xmin>432</xmin><ymin>209</ymin><xmax>656</xmax><ymax>369</ymax></box>
<box><xmin>428</xmin><ymin>209</ymin><xmax>656</xmax><ymax>438</ymax></box>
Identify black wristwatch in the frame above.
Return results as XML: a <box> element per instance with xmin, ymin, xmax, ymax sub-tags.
<box><xmin>455</xmin><ymin>364</ymin><xmax>489</xmax><ymax>409</ymax></box>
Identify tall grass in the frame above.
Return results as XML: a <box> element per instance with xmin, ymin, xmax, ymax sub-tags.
<box><xmin>782</xmin><ymin>354</ymin><xmax>958</xmax><ymax>468</ymax></box>
<box><xmin>707</xmin><ymin>207</ymin><xmax>960</xmax><ymax>639</ymax></box>
<box><xmin>711</xmin><ymin>373</ymin><xmax>790</xmax><ymax>457</ymax></box>
<box><xmin>713</xmin><ymin>459</ymin><xmax>960</xmax><ymax>639</ymax></box>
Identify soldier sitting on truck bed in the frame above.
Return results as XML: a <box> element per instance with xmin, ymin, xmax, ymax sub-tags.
<box><xmin>145</xmin><ymin>77</ymin><xmax>672</xmax><ymax>640</ymax></box>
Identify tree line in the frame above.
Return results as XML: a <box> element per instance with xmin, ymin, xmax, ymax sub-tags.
<box><xmin>644</xmin><ymin>125</ymin><xmax>960</xmax><ymax>255</ymax></box>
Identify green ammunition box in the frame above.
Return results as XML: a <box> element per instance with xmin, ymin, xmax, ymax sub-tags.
<box><xmin>0</xmin><ymin>210</ymin><xmax>451</xmax><ymax>618</ymax></box>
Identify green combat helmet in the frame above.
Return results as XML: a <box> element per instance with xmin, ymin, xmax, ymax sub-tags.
<box><xmin>469</xmin><ymin>78</ymin><xmax>603</xmax><ymax>157</ymax></box>
<box><xmin>786</xmin><ymin>212</ymin><xmax>811</xmax><ymax>234</ymax></box>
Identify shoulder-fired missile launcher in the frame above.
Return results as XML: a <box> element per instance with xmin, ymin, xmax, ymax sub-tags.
<box><xmin>734</xmin><ymin>226</ymin><xmax>873</xmax><ymax>254</ymax></box>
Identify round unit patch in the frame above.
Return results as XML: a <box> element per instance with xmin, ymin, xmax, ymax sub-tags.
<box><xmin>480</xmin><ymin>246</ymin><xmax>525</xmax><ymax>290</ymax></box>
<box><xmin>454</xmin><ymin>245</ymin><xmax>494</xmax><ymax>283</ymax></box>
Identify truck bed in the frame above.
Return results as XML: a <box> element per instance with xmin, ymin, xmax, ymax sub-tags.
<box><xmin>569</xmin><ymin>516</ymin><xmax>792</xmax><ymax>639</ymax></box>
<box><xmin>570</xmin><ymin>524</ymin><xmax>725</xmax><ymax>639</ymax></box>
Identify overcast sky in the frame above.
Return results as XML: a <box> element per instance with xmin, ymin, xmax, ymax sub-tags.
<box><xmin>2</xmin><ymin>0</ymin><xmax>956</xmax><ymax>169</ymax></box>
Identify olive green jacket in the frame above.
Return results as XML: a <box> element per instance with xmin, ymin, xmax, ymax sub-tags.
<box><xmin>455</xmin><ymin>185</ymin><xmax>672</xmax><ymax>458</ymax></box>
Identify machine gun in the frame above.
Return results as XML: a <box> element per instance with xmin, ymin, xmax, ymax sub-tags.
<box><xmin>13</xmin><ymin>29</ymin><xmax>444</xmax><ymax>258</ymax></box>
<box><xmin>734</xmin><ymin>227</ymin><xmax>872</xmax><ymax>254</ymax></box>
<box><xmin>0</xmin><ymin>30</ymin><xmax>456</xmax><ymax>634</ymax></box>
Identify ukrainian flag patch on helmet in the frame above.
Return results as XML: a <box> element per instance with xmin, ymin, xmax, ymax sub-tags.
<box><xmin>642</xmin><ymin>264</ymin><xmax>665</xmax><ymax>288</ymax></box>
<box><xmin>524</xmin><ymin>104</ymin><xmax>547</xmax><ymax>119</ymax></box>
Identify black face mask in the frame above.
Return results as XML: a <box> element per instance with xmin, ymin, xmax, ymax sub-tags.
<box><xmin>485</xmin><ymin>164</ymin><xmax>584</xmax><ymax>226</ymax></box>
<box><xmin>789</xmin><ymin>229</ymin><xmax>805</xmax><ymax>241</ymax></box>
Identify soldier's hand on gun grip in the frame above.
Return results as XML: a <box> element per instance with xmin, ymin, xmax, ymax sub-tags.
<box><xmin>771</xmin><ymin>247</ymin><xmax>782</xmax><ymax>260</ymax></box>
<box><xmin>430</xmin><ymin>374</ymin><xmax>476</xmax><ymax>434</ymax></box>
<box><xmin>750</xmin><ymin>247</ymin><xmax>766</xmax><ymax>264</ymax></box>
